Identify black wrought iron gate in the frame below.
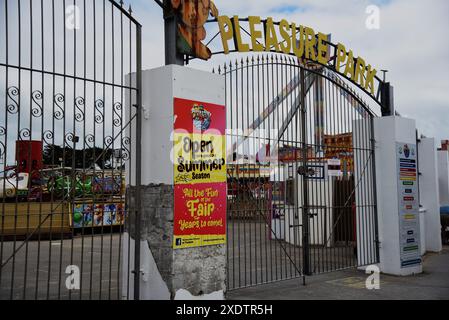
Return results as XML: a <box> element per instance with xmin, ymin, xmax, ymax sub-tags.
<box><xmin>0</xmin><ymin>0</ymin><xmax>142</xmax><ymax>300</ymax></box>
<box><xmin>221</xmin><ymin>55</ymin><xmax>379</xmax><ymax>290</ymax></box>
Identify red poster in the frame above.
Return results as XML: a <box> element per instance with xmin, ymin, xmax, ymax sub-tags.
<box><xmin>173</xmin><ymin>98</ymin><xmax>226</xmax><ymax>249</ymax></box>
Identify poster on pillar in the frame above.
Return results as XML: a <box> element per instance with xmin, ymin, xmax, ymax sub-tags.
<box><xmin>396</xmin><ymin>142</ymin><xmax>422</xmax><ymax>268</ymax></box>
<box><xmin>173</xmin><ymin>98</ymin><xmax>226</xmax><ymax>249</ymax></box>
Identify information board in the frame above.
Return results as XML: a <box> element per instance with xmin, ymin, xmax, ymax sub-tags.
<box><xmin>396</xmin><ymin>142</ymin><xmax>421</xmax><ymax>268</ymax></box>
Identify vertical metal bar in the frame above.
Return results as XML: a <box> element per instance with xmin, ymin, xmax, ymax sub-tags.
<box><xmin>69</xmin><ymin>0</ymin><xmax>78</xmax><ymax>300</ymax></box>
<box><xmin>341</xmin><ymin>84</ymin><xmax>346</xmax><ymax>269</ymax></box>
<box><xmin>46</xmin><ymin>0</ymin><xmax>56</xmax><ymax>300</ymax></box>
<box><xmin>293</xmin><ymin>59</ymin><xmax>300</xmax><ymax>277</ymax></box>
<box><xmin>11</xmin><ymin>0</ymin><xmax>22</xmax><ymax>299</ymax></box>
<box><xmin>236</xmin><ymin>59</ymin><xmax>241</xmax><ymax>288</ymax></box>
<box><xmin>223</xmin><ymin>64</ymin><xmax>229</xmax><ymax>290</ymax></box>
<box><xmin>89</xmin><ymin>0</ymin><xmax>97</xmax><ymax>300</ymax></box>
<box><xmin>324</xmin><ymin>76</ymin><xmax>330</xmax><ymax>273</ymax></box>
<box><xmin>228</xmin><ymin>61</ymin><xmax>234</xmax><ymax>290</ymax></box>
<box><xmin>370</xmin><ymin>115</ymin><xmax>380</xmax><ymax>263</ymax></box>
<box><xmin>256</xmin><ymin>56</ymin><xmax>263</xmax><ymax>285</ymax></box>
<box><xmin>99</xmin><ymin>0</ymin><xmax>106</xmax><ymax>300</ymax></box>
<box><xmin>308</xmin><ymin>77</ymin><xmax>315</xmax><ymax>273</ymax></box>
<box><xmin>336</xmin><ymin>79</ymin><xmax>342</xmax><ymax>270</ymax></box>
<box><xmin>0</xmin><ymin>0</ymin><xmax>9</xmax><ymax>296</ymax></box>
<box><xmin>242</xmin><ymin>58</ymin><xmax>246</xmax><ymax>287</ymax></box>
<box><xmin>271</xmin><ymin>56</ymin><xmax>278</xmax><ymax>282</ymax></box>
<box><xmin>262</xmin><ymin>57</ymin><xmax>268</xmax><ymax>284</ymax></box>
<box><xmin>300</xmin><ymin>68</ymin><xmax>310</xmax><ymax>276</ymax></box>
<box><xmin>247</xmin><ymin>57</ymin><xmax>252</xmax><ymax>287</ymax></box>
<box><xmin>22</xmin><ymin>0</ymin><xmax>33</xmax><ymax>300</ymax></box>
<box><xmin>117</xmin><ymin>0</ymin><xmax>125</xmax><ymax>300</ymax></box>
<box><xmin>57</xmin><ymin>0</ymin><xmax>68</xmax><ymax>300</ymax></box>
<box><xmin>292</xmin><ymin>61</ymin><xmax>299</xmax><ymax>278</ymax></box>
<box><xmin>362</xmin><ymin>102</ymin><xmax>368</xmax><ymax>266</ymax></box>
<box><xmin>34</xmin><ymin>0</ymin><xmax>45</xmax><ymax>300</ymax></box>
<box><xmin>133</xmin><ymin>23</ymin><xmax>142</xmax><ymax>301</ymax></box>
<box><xmin>79</xmin><ymin>0</ymin><xmax>87</xmax><ymax>300</ymax></box>
<box><xmin>108</xmin><ymin>1</ymin><xmax>115</xmax><ymax>300</ymax></box>
<box><xmin>250</xmin><ymin>57</ymin><xmax>256</xmax><ymax>286</ymax></box>
<box><xmin>126</xmin><ymin>8</ymin><xmax>133</xmax><ymax>299</ymax></box>
<box><xmin>355</xmin><ymin>99</ymin><xmax>362</xmax><ymax>267</ymax></box>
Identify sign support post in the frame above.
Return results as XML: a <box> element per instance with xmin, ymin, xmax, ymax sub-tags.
<box><xmin>163</xmin><ymin>0</ymin><xmax>184</xmax><ymax>66</ymax></box>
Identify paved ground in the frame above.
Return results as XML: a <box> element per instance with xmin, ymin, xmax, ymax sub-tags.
<box><xmin>226</xmin><ymin>246</ymin><xmax>449</xmax><ymax>300</ymax></box>
<box><xmin>0</xmin><ymin>233</ymin><xmax>124</xmax><ymax>300</ymax></box>
<box><xmin>227</xmin><ymin>220</ymin><xmax>360</xmax><ymax>290</ymax></box>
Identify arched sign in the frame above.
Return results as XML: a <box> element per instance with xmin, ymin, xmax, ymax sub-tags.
<box><xmin>214</xmin><ymin>16</ymin><xmax>380</xmax><ymax>99</ymax></box>
<box><xmin>161</xmin><ymin>0</ymin><xmax>392</xmax><ymax>111</ymax></box>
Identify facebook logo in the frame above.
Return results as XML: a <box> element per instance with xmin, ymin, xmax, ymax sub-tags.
<box><xmin>176</xmin><ymin>238</ymin><xmax>182</xmax><ymax>246</ymax></box>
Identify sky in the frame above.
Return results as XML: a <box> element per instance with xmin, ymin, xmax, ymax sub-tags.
<box><xmin>130</xmin><ymin>0</ymin><xmax>449</xmax><ymax>145</ymax></box>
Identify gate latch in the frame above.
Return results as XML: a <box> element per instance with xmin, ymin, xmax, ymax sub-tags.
<box><xmin>297</xmin><ymin>166</ymin><xmax>316</xmax><ymax>177</ymax></box>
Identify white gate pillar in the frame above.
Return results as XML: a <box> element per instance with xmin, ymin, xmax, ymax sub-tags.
<box><xmin>373</xmin><ymin>116</ymin><xmax>422</xmax><ymax>275</ymax></box>
<box><xmin>123</xmin><ymin>65</ymin><xmax>226</xmax><ymax>300</ymax></box>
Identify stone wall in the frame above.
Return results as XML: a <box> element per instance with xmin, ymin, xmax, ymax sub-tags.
<box><xmin>126</xmin><ymin>184</ymin><xmax>226</xmax><ymax>298</ymax></box>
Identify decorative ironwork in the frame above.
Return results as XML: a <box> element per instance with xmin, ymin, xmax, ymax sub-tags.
<box><xmin>84</xmin><ymin>134</ymin><xmax>95</xmax><ymax>148</ymax></box>
<box><xmin>94</xmin><ymin>99</ymin><xmax>104</xmax><ymax>124</ymax></box>
<box><xmin>7</xmin><ymin>86</ymin><xmax>20</xmax><ymax>114</ymax></box>
<box><xmin>43</xmin><ymin>130</ymin><xmax>54</xmax><ymax>144</ymax></box>
<box><xmin>53</xmin><ymin>93</ymin><xmax>65</xmax><ymax>120</ymax></box>
<box><xmin>31</xmin><ymin>90</ymin><xmax>43</xmax><ymax>117</ymax></box>
<box><xmin>104</xmin><ymin>135</ymin><xmax>114</xmax><ymax>146</ymax></box>
<box><xmin>64</xmin><ymin>132</ymin><xmax>76</xmax><ymax>144</ymax></box>
<box><xmin>19</xmin><ymin>128</ymin><xmax>31</xmax><ymax>140</ymax></box>
<box><xmin>121</xmin><ymin>136</ymin><xmax>131</xmax><ymax>160</ymax></box>
<box><xmin>74</xmin><ymin>96</ymin><xmax>85</xmax><ymax>122</ymax></box>
<box><xmin>113</xmin><ymin>102</ymin><xmax>122</xmax><ymax>127</ymax></box>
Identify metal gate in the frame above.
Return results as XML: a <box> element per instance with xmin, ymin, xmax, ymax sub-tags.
<box><xmin>0</xmin><ymin>0</ymin><xmax>142</xmax><ymax>300</ymax></box>
<box><xmin>220</xmin><ymin>55</ymin><xmax>379</xmax><ymax>290</ymax></box>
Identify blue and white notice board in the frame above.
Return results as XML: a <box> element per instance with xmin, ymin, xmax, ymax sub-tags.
<box><xmin>396</xmin><ymin>142</ymin><xmax>421</xmax><ymax>268</ymax></box>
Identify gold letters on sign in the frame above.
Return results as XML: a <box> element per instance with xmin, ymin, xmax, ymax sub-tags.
<box><xmin>217</xmin><ymin>15</ymin><xmax>377</xmax><ymax>95</ymax></box>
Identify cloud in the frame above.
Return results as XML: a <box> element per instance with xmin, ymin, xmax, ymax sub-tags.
<box><xmin>131</xmin><ymin>0</ymin><xmax>449</xmax><ymax>144</ymax></box>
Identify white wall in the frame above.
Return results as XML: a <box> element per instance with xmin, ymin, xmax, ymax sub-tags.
<box><xmin>437</xmin><ymin>150</ymin><xmax>449</xmax><ymax>206</ymax></box>
<box><xmin>418</xmin><ymin>138</ymin><xmax>442</xmax><ymax>253</ymax></box>
<box><xmin>121</xmin><ymin>233</ymin><xmax>170</xmax><ymax>300</ymax></box>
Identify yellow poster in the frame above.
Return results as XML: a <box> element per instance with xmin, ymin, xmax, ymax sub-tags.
<box><xmin>173</xmin><ymin>133</ymin><xmax>226</xmax><ymax>185</ymax></box>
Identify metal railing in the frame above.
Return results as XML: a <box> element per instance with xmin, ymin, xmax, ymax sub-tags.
<box><xmin>0</xmin><ymin>0</ymin><xmax>142</xmax><ymax>300</ymax></box>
